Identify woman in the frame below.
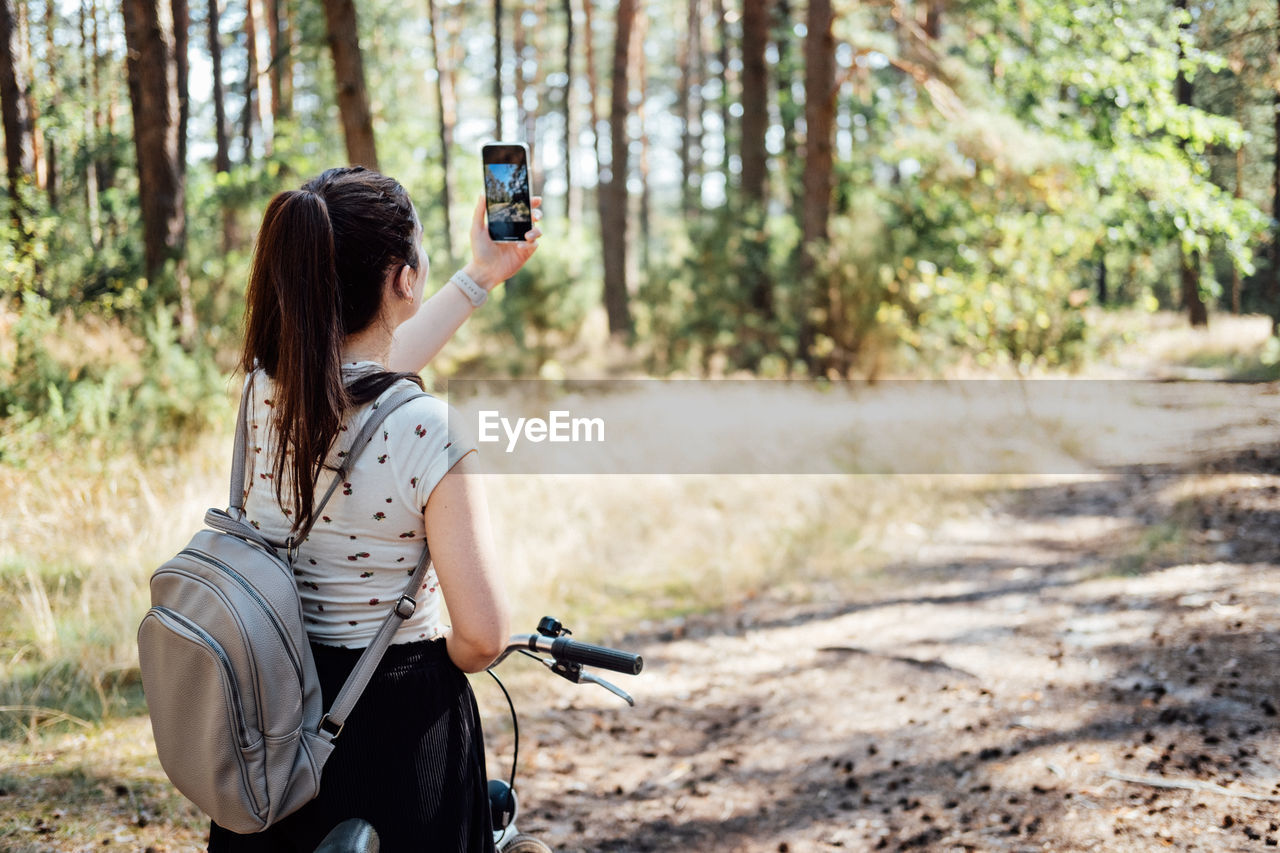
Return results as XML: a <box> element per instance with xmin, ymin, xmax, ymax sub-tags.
<box><xmin>207</xmin><ymin>166</ymin><xmax>541</xmax><ymax>852</ymax></box>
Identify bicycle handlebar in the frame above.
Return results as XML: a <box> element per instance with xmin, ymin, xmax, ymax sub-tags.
<box><xmin>550</xmin><ymin>636</ymin><xmax>644</xmax><ymax>675</ymax></box>
<box><xmin>491</xmin><ymin>632</ymin><xmax>644</xmax><ymax>676</ymax></box>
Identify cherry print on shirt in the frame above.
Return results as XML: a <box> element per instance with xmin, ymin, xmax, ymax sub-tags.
<box><xmin>369</xmin><ymin>598</ymin><xmax>380</xmax><ymax>606</ymax></box>
<box><xmin>398</xmin><ymin>531</ymin><xmax>416</xmax><ymax>539</ymax></box>
<box><xmin>410</xmin><ymin>477</ymin><xmax>419</xmax><ymax>489</ymax></box>
<box><xmin>322</xmin><ymin>515</ymin><xmax>332</xmax><ymax>524</ymax></box>
<box><xmin>377</xmin><ymin>454</ymin><xmax>388</xmax><ymax>464</ymax></box>
<box><xmin>360</xmin><ymin>571</ymin><xmax>374</xmax><ymax>578</ymax></box>
<box><xmin>373</xmin><ymin>512</ymin><xmax>386</xmax><ymax>521</ymax></box>
<box><xmin>343</xmin><ymin>482</ymin><xmax>353</xmax><ymax>495</ymax></box>
<box><xmin>303</xmin><ymin>581</ymin><xmax>319</xmax><ymax>590</ymax></box>
<box><xmin>414</xmin><ymin>424</ymin><xmax>426</xmax><ymax>438</ymax></box>
<box><xmin>308</xmin><ymin>558</ymin><xmax>317</xmax><ymax>565</ymax></box>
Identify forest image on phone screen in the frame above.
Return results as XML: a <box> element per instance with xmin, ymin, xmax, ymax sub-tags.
<box><xmin>485</xmin><ymin>161</ymin><xmax>532</xmax><ymax>241</ymax></box>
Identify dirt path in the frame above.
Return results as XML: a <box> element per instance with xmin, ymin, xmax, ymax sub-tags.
<box><xmin>490</xmin><ymin>444</ymin><xmax>1280</xmax><ymax>852</ymax></box>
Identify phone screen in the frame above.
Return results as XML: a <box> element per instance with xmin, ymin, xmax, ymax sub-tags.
<box><xmin>482</xmin><ymin>143</ymin><xmax>532</xmax><ymax>242</ymax></box>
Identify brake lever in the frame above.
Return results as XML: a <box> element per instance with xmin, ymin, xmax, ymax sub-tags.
<box><xmin>581</xmin><ymin>671</ymin><xmax>635</xmax><ymax>706</ymax></box>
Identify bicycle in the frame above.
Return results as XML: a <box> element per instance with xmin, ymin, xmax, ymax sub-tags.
<box><xmin>313</xmin><ymin>617</ymin><xmax>644</xmax><ymax>853</ymax></box>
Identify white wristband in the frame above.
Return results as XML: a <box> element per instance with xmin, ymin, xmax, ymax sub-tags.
<box><xmin>450</xmin><ymin>270</ymin><xmax>488</xmax><ymax>307</ymax></box>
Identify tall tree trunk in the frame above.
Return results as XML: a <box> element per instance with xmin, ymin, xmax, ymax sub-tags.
<box><xmin>676</xmin><ymin>0</ymin><xmax>702</xmax><ymax>214</ymax></box>
<box><xmin>599</xmin><ymin>0</ymin><xmax>635</xmax><ymax>337</ymax></box>
<box><xmin>513</xmin><ymin>0</ymin><xmax>529</xmax><ymax>159</ymax></box>
<box><xmin>266</xmin><ymin>0</ymin><xmax>290</xmax><ymax>124</ymax></box>
<box><xmin>0</xmin><ymin>0</ymin><xmax>33</xmax><ymax>237</ymax></box>
<box><xmin>1272</xmin><ymin>0</ymin><xmax>1280</xmax><ymax>333</ymax></box>
<box><xmin>773</xmin><ymin>0</ymin><xmax>800</xmax><ymax>205</ymax></box>
<box><xmin>634</xmin><ymin>4</ymin><xmax>650</xmax><ymax>280</ymax></box>
<box><xmin>739</xmin><ymin>0</ymin><xmax>770</xmax><ymax>204</ymax></box>
<box><xmin>240</xmin><ymin>0</ymin><xmax>260</xmax><ymax>160</ymax></box>
<box><xmin>426</xmin><ymin>0</ymin><xmax>454</xmax><ymax>261</ymax></box>
<box><xmin>208</xmin><ymin>0</ymin><xmax>230</xmax><ymax>173</ymax></box>
<box><xmin>208</xmin><ymin>0</ymin><xmax>234</xmax><ymax>250</ymax></box>
<box><xmin>799</xmin><ymin>0</ymin><xmax>835</xmax><ymax>366</ymax></box>
<box><xmin>173</xmin><ymin>0</ymin><xmax>189</xmax><ymax>177</ymax></box>
<box><xmin>713</xmin><ymin>0</ymin><xmax>730</xmax><ymax>182</ymax></box>
<box><xmin>562</xmin><ymin>0</ymin><xmax>577</xmax><ymax>221</ymax></box>
<box><xmin>493</xmin><ymin>0</ymin><xmax>504</xmax><ymax>138</ymax></box>
<box><xmin>122</xmin><ymin>0</ymin><xmax>186</xmax><ymax>293</ymax></box>
<box><xmin>1175</xmin><ymin>0</ymin><xmax>1207</xmax><ymax>328</ymax></box>
<box><xmin>41</xmin><ymin>0</ymin><xmax>56</xmax><ymax>207</ymax></box>
<box><xmin>582</xmin><ymin>0</ymin><xmax>601</xmax><ymax>201</ymax></box>
<box><xmin>322</xmin><ymin>0</ymin><xmax>377</xmax><ymax>168</ymax></box>
<box><xmin>79</xmin><ymin>0</ymin><xmax>100</xmax><ymax>245</ymax></box>
<box><xmin>741</xmin><ymin>0</ymin><xmax>772</xmax><ymax>314</ymax></box>
<box><xmin>922</xmin><ymin>0</ymin><xmax>942</xmax><ymax>39</ymax></box>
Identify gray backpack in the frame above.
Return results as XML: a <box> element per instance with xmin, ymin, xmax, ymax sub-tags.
<box><xmin>137</xmin><ymin>378</ymin><xmax>431</xmax><ymax>833</ymax></box>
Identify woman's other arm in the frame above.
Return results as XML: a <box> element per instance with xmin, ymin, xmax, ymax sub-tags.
<box><xmin>423</xmin><ymin>452</ymin><xmax>511</xmax><ymax>672</ymax></box>
<box><xmin>389</xmin><ymin>195</ymin><xmax>541</xmax><ymax>374</ymax></box>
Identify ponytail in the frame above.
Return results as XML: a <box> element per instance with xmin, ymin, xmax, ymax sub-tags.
<box><xmin>242</xmin><ymin>189</ymin><xmax>350</xmax><ymax>535</ymax></box>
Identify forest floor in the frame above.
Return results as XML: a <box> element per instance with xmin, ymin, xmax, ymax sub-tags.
<box><xmin>1</xmin><ymin>313</ymin><xmax>1279</xmax><ymax>852</ymax></box>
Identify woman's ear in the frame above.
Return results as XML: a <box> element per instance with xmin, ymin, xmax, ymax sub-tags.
<box><xmin>394</xmin><ymin>263</ymin><xmax>415</xmax><ymax>302</ymax></box>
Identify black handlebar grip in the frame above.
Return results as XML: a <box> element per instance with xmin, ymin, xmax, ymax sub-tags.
<box><xmin>550</xmin><ymin>637</ymin><xmax>644</xmax><ymax>675</ymax></box>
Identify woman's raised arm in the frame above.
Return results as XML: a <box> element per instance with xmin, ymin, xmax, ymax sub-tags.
<box><xmin>389</xmin><ymin>195</ymin><xmax>542</xmax><ymax>374</ymax></box>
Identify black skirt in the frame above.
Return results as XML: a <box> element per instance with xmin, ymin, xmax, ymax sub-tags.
<box><xmin>207</xmin><ymin>638</ymin><xmax>496</xmax><ymax>853</ymax></box>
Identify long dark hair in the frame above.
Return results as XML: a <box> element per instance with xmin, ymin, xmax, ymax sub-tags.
<box><xmin>241</xmin><ymin>166</ymin><xmax>424</xmax><ymax>535</ymax></box>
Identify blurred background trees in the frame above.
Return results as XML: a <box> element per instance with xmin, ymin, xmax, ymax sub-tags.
<box><xmin>0</xmin><ymin>0</ymin><xmax>1276</xmax><ymax>456</ymax></box>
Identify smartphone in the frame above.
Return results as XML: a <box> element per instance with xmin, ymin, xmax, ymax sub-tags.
<box><xmin>482</xmin><ymin>142</ymin><xmax>533</xmax><ymax>242</ymax></box>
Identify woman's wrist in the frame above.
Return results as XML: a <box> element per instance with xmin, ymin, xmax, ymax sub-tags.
<box><xmin>461</xmin><ymin>262</ymin><xmax>500</xmax><ymax>293</ymax></box>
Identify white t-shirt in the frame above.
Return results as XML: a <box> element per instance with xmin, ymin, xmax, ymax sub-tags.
<box><xmin>242</xmin><ymin>363</ymin><xmax>475</xmax><ymax>647</ymax></box>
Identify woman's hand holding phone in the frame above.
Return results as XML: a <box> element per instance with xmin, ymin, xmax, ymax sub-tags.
<box><xmin>461</xmin><ymin>192</ymin><xmax>542</xmax><ymax>292</ymax></box>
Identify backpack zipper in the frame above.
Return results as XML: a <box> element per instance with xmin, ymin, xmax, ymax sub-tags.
<box><xmin>150</xmin><ymin>606</ymin><xmax>253</xmax><ymax>748</ymax></box>
<box><xmin>179</xmin><ymin>548</ymin><xmax>305</xmax><ymax>685</ymax></box>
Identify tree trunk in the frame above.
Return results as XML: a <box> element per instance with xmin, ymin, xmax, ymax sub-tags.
<box><xmin>740</xmin><ymin>0</ymin><xmax>770</xmax><ymax>205</ymax></box>
<box><xmin>41</xmin><ymin>0</ymin><xmax>56</xmax><ymax>207</ymax></box>
<box><xmin>1174</xmin><ymin>0</ymin><xmax>1207</xmax><ymax>328</ymax></box>
<box><xmin>208</xmin><ymin>0</ymin><xmax>234</xmax><ymax>250</ymax></box>
<box><xmin>582</xmin><ymin>0</ymin><xmax>601</xmax><ymax>198</ymax></box>
<box><xmin>922</xmin><ymin>0</ymin><xmax>942</xmax><ymax>39</ymax></box>
<box><xmin>240</xmin><ymin>0</ymin><xmax>260</xmax><ymax>160</ymax></box>
<box><xmin>562</xmin><ymin>0</ymin><xmax>577</xmax><ymax>221</ymax></box>
<box><xmin>493</xmin><ymin>0</ymin><xmax>504</xmax><ymax>138</ymax></box>
<box><xmin>1272</xmin><ymin>0</ymin><xmax>1280</xmax><ymax>332</ymax></box>
<box><xmin>266</xmin><ymin>0</ymin><xmax>290</xmax><ymax>123</ymax></box>
<box><xmin>599</xmin><ymin>0</ymin><xmax>635</xmax><ymax>338</ymax></box>
<box><xmin>741</xmin><ymin>0</ymin><xmax>772</xmax><ymax>314</ymax></box>
<box><xmin>513</xmin><ymin>0</ymin><xmax>529</xmax><ymax>160</ymax></box>
<box><xmin>0</xmin><ymin>0</ymin><xmax>33</xmax><ymax>235</ymax></box>
<box><xmin>79</xmin><ymin>0</ymin><xmax>100</xmax><ymax>245</ymax></box>
<box><xmin>676</xmin><ymin>0</ymin><xmax>701</xmax><ymax>214</ymax></box>
<box><xmin>208</xmin><ymin>0</ymin><xmax>229</xmax><ymax>173</ymax></box>
<box><xmin>426</xmin><ymin>0</ymin><xmax>454</xmax><ymax>261</ymax></box>
<box><xmin>122</xmin><ymin>0</ymin><xmax>186</xmax><ymax>291</ymax></box>
<box><xmin>173</xmin><ymin>0</ymin><xmax>189</xmax><ymax>177</ymax></box>
<box><xmin>773</xmin><ymin>0</ymin><xmax>800</xmax><ymax>205</ymax></box>
<box><xmin>799</xmin><ymin>0</ymin><xmax>835</xmax><ymax>365</ymax></box>
<box><xmin>635</xmin><ymin>4</ymin><xmax>650</xmax><ymax>280</ymax></box>
<box><xmin>713</xmin><ymin>0</ymin><xmax>731</xmax><ymax>182</ymax></box>
<box><xmin>322</xmin><ymin>0</ymin><xmax>377</xmax><ymax>168</ymax></box>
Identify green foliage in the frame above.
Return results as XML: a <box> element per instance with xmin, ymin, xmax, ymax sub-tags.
<box><xmin>0</xmin><ymin>295</ymin><xmax>224</xmax><ymax>466</ymax></box>
<box><xmin>480</xmin><ymin>221</ymin><xmax>601</xmax><ymax>374</ymax></box>
<box><xmin>641</xmin><ymin>204</ymin><xmax>802</xmax><ymax>375</ymax></box>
